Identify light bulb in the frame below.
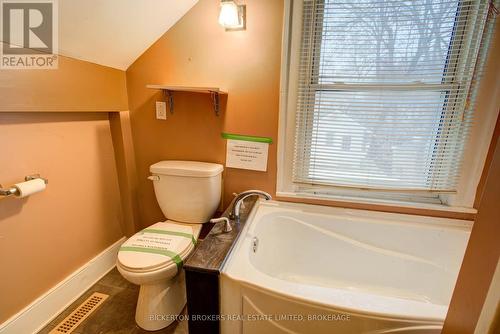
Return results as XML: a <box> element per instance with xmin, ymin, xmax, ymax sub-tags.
<box><xmin>218</xmin><ymin>1</ymin><xmax>240</xmax><ymax>28</ymax></box>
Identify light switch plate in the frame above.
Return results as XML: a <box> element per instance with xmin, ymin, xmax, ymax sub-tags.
<box><xmin>156</xmin><ymin>101</ymin><xmax>167</xmax><ymax>120</ymax></box>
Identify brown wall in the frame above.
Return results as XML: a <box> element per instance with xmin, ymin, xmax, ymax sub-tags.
<box><xmin>0</xmin><ymin>113</ymin><xmax>125</xmax><ymax>323</ymax></box>
<box><xmin>0</xmin><ymin>51</ymin><xmax>128</xmax><ymax>112</ymax></box>
<box><xmin>443</xmin><ymin>125</ymin><xmax>500</xmax><ymax>333</ymax></box>
<box><xmin>109</xmin><ymin>111</ymin><xmax>141</xmax><ymax>237</ymax></box>
<box><xmin>126</xmin><ymin>0</ymin><xmax>283</xmax><ymax>228</ymax></box>
<box><xmin>0</xmin><ymin>0</ymin><xmax>496</xmax><ymax>325</ymax></box>
<box><xmin>0</xmin><ymin>56</ymin><xmax>128</xmax><ymax>322</ymax></box>
<box><xmin>126</xmin><ymin>0</ymin><xmax>500</xmax><ymax>225</ymax></box>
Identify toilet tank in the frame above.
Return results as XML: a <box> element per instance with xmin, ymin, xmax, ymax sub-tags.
<box><xmin>149</xmin><ymin>161</ymin><xmax>223</xmax><ymax>223</ymax></box>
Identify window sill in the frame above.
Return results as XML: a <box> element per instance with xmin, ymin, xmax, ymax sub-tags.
<box><xmin>275</xmin><ymin>191</ymin><xmax>477</xmax><ymax>220</ymax></box>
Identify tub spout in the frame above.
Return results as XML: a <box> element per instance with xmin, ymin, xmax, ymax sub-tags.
<box><xmin>229</xmin><ymin>190</ymin><xmax>272</xmax><ymax>221</ymax></box>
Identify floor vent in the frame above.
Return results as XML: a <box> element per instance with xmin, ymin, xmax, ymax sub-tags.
<box><xmin>49</xmin><ymin>292</ymin><xmax>109</xmax><ymax>334</ymax></box>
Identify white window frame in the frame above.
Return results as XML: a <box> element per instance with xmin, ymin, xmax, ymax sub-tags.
<box><xmin>277</xmin><ymin>0</ymin><xmax>499</xmax><ymax>212</ymax></box>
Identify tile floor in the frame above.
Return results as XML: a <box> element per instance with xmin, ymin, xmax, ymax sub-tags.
<box><xmin>38</xmin><ymin>268</ymin><xmax>188</xmax><ymax>334</ymax></box>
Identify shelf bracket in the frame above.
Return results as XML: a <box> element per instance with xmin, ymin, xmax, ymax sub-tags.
<box><xmin>164</xmin><ymin>90</ymin><xmax>174</xmax><ymax>114</ymax></box>
<box><xmin>148</xmin><ymin>85</ymin><xmax>225</xmax><ymax>117</ymax></box>
<box><xmin>211</xmin><ymin>91</ymin><xmax>220</xmax><ymax>116</ymax></box>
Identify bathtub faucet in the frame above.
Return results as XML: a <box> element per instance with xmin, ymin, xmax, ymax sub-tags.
<box><xmin>229</xmin><ymin>190</ymin><xmax>272</xmax><ymax>221</ymax></box>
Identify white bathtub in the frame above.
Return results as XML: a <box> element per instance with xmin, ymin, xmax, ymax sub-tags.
<box><xmin>221</xmin><ymin>200</ymin><xmax>471</xmax><ymax>334</ymax></box>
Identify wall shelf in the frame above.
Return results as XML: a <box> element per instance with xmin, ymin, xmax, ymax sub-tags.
<box><xmin>146</xmin><ymin>85</ymin><xmax>227</xmax><ymax>116</ymax></box>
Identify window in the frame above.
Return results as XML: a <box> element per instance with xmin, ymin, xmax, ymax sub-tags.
<box><xmin>278</xmin><ymin>0</ymin><xmax>497</xmax><ymax>207</ymax></box>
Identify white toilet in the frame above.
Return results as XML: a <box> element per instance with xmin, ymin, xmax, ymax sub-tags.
<box><xmin>116</xmin><ymin>160</ymin><xmax>223</xmax><ymax>331</ymax></box>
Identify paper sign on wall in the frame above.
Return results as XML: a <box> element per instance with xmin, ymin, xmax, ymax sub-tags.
<box><xmin>223</xmin><ymin>133</ymin><xmax>272</xmax><ymax>172</ymax></box>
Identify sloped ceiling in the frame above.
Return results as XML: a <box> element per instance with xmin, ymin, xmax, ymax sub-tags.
<box><xmin>59</xmin><ymin>0</ymin><xmax>199</xmax><ymax>70</ymax></box>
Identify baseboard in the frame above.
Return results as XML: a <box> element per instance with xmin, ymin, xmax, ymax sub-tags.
<box><xmin>0</xmin><ymin>237</ymin><xmax>126</xmax><ymax>334</ymax></box>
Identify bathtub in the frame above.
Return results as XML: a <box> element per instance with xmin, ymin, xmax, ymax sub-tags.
<box><xmin>221</xmin><ymin>200</ymin><xmax>471</xmax><ymax>334</ymax></box>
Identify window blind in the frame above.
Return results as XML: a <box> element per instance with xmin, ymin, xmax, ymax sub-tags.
<box><xmin>293</xmin><ymin>0</ymin><xmax>494</xmax><ymax>193</ymax></box>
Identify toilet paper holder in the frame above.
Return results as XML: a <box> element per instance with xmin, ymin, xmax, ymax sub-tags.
<box><xmin>0</xmin><ymin>174</ymin><xmax>48</xmax><ymax>197</ymax></box>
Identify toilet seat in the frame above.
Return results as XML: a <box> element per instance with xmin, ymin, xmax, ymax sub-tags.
<box><xmin>118</xmin><ymin>221</ymin><xmax>198</xmax><ymax>272</ymax></box>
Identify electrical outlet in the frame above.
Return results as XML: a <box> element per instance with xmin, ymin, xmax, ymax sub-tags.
<box><xmin>156</xmin><ymin>101</ymin><xmax>167</xmax><ymax>120</ymax></box>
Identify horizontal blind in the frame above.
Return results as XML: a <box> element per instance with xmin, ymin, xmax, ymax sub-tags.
<box><xmin>293</xmin><ymin>0</ymin><xmax>494</xmax><ymax>193</ymax></box>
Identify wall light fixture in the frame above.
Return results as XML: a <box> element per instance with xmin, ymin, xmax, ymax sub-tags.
<box><xmin>218</xmin><ymin>0</ymin><xmax>246</xmax><ymax>31</ymax></box>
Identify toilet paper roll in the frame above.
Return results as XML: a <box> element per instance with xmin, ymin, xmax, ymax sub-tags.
<box><xmin>14</xmin><ymin>178</ymin><xmax>46</xmax><ymax>198</ymax></box>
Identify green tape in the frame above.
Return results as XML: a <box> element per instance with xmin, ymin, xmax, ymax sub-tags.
<box><xmin>119</xmin><ymin>246</ymin><xmax>183</xmax><ymax>269</ymax></box>
<box><xmin>142</xmin><ymin>229</ymin><xmax>196</xmax><ymax>245</ymax></box>
<box><xmin>222</xmin><ymin>132</ymin><xmax>273</xmax><ymax>144</ymax></box>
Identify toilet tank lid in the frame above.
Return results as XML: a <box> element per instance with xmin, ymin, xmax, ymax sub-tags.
<box><xmin>150</xmin><ymin>160</ymin><xmax>223</xmax><ymax>177</ymax></box>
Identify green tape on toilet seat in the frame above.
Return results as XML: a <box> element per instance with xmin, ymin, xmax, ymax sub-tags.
<box><xmin>119</xmin><ymin>246</ymin><xmax>184</xmax><ymax>269</ymax></box>
<box><xmin>141</xmin><ymin>228</ymin><xmax>197</xmax><ymax>245</ymax></box>
<box><xmin>119</xmin><ymin>227</ymin><xmax>196</xmax><ymax>269</ymax></box>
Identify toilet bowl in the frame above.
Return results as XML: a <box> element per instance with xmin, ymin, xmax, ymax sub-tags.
<box><xmin>117</xmin><ymin>221</ymin><xmax>201</xmax><ymax>330</ymax></box>
<box><xmin>116</xmin><ymin>161</ymin><xmax>223</xmax><ymax>331</ymax></box>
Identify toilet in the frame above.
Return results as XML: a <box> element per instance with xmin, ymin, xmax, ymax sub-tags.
<box><xmin>116</xmin><ymin>160</ymin><xmax>223</xmax><ymax>331</ymax></box>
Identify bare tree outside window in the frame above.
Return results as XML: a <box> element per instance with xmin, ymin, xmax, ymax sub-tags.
<box><xmin>295</xmin><ymin>0</ymin><xmax>480</xmax><ymax>190</ymax></box>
